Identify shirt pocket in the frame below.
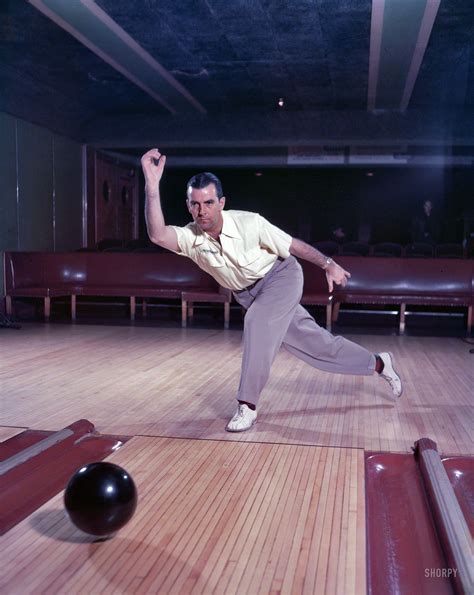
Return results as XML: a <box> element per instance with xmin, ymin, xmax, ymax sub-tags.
<box><xmin>236</xmin><ymin>247</ymin><xmax>262</xmax><ymax>275</ymax></box>
<box><xmin>198</xmin><ymin>251</ymin><xmax>226</xmax><ymax>268</ymax></box>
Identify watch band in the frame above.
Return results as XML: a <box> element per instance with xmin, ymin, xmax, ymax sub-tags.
<box><xmin>322</xmin><ymin>257</ymin><xmax>333</xmax><ymax>270</ymax></box>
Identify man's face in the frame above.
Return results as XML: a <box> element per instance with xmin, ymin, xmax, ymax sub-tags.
<box><xmin>187</xmin><ymin>183</ymin><xmax>225</xmax><ymax>235</ymax></box>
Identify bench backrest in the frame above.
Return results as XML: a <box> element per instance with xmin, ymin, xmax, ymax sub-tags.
<box><xmin>335</xmin><ymin>256</ymin><xmax>473</xmax><ymax>296</ymax></box>
<box><xmin>4</xmin><ymin>251</ymin><xmax>219</xmax><ymax>291</ymax></box>
<box><xmin>84</xmin><ymin>252</ymin><xmax>217</xmax><ymax>289</ymax></box>
<box><xmin>5</xmin><ymin>252</ymin><xmax>46</xmax><ymax>289</ymax></box>
<box><xmin>5</xmin><ymin>252</ymin><xmax>473</xmax><ymax>299</ymax></box>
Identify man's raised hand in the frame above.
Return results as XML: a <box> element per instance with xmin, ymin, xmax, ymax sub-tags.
<box><xmin>141</xmin><ymin>148</ymin><xmax>167</xmax><ymax>190</ymax></box>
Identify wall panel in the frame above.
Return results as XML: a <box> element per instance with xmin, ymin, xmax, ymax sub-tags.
<box><xmin>0</xmin><ymin>113</ymin><xmax>19</xmax><ymax>250</ymax></box>
<box><xmin>54</xmin><ymin>136</ymin><xmax>83</xmax><ymax>250</ymax></box>
<box><xmin>0</xmin><ymin>113</ymin><xmax>83</xmax><ymax>307</ymax></box>
<box><xmin>17</xmin><ymin>119</ymin><xmax>54</xmax><ymax>251</ymax></box>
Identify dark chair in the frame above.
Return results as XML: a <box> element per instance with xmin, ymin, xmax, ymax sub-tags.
<box><xmin>125</xmin><ymin>239</ymin><xmax>152</xmax><ymax>251</ymax></box>
<box><xmin>133</xmin><ymin>246</ymin><xmax>164</xmax><ymax>253</ymax></box>
<box><xmin>372</xmin><ymin>242</ymin><xmax>403</xmax><ymax>258</ymax></box>
<box><xmin>435</xmin><ymin>243</ymin><xmax>464</xmax><ymax>259</ymax></box>
<box><xmin>341</xmin><ymin>241</ymin><xmax>371</xmax><ymax>257</ymax></box>
<box><xmin>96</xmin><ymin>239</ymin><xmax>124</xmax><ymax>251</ymax></box>
<box><xmin>404</xmin><ymin>243</ymin><xmax>434</xmax><ymax>258</ymax></box>
<box><xmin>311</xmin><ymin>241</ymin><xmax>340</xmax><ymax>256</ymax></box>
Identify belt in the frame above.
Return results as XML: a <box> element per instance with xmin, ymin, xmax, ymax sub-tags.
<box><xmin>237</xmin><ymin>279</ymin><xmax>259</xmax><ymax>293</ymax></box>
<box><xmin>235</xmin><ymin>256</ymin><xmax>285</xmax><ymax>293</ymax></box>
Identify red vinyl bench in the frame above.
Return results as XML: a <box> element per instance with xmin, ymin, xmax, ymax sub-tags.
<box><xmin>332</xmin><ymin>256</ymin><xmax>473</xmax><ymax>333</ymax></box>
<box><xmin>4</xmin><ymin>252</ymin><xmax>473</xmax><ymax>333</ymax></box>
<box><xmin>4</xmin><ymin>252</ymin><xmax>231</xmax><ymax>327</ymax></box>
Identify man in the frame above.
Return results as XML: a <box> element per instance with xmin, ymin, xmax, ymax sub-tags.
<box><xmin>331</xmin><ymin>224</ymin><xmax>347</xmax><ymax>244</ymax></box>
<box><xmin>142</xmin><ymin>148</ymin><xmax>402</xmax><ymax>432</ymax></box>
<box><xmin>411</xmin><ymin>199</ymin><xmax>439</xmax><ymax>244</ymax></box>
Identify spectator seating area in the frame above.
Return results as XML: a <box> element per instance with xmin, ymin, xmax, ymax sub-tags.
<box><xmin>312</xmin><ymin>241</ymin><xmax>473</xmax><ymax>259</ymax></box>
<box><xmin>4</xmin><ymin>251</ymin><xmax>473</xmax><ymax>334</ymax></box>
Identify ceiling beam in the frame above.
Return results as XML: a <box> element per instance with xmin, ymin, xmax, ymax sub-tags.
<box><xmin>368</xmin><ymin>0</ymin><xmax>385</xmax><ymax>111</ymax></box>
<box><xmin>28</xmin><ymin>0</ymin><xmax>206</xmax><ymax>115</ymax></box>
<box><xmin>368</xmin><ymin>0</ymin><xmax>440</xmax><ymax>111</ymax></box>
<box><xmin>400</xmin><ymin>0</ymin><xmax>441</xmax><ymax>110</ymax></box>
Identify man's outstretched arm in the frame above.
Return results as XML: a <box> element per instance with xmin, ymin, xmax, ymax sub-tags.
<box><xmin>289</xmin><ymin>237</ymin><xmax>351</xmax><ymax>292</ymax></box>
<box><xmin>141</xmin><ymin>148</ymin><xmax>179</xmax><ymax>252</ymax></box>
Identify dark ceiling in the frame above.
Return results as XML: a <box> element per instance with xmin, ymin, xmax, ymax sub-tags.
<box><xmin>1</xmin><ymin>0</ymin><xmax>474</xmax><ymax>165</ymax></box>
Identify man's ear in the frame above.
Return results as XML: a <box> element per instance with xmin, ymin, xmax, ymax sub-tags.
<box><xmin>219</xmin><ymin>196</ymin><xmax>226</xmax><ymax>210</ymax></box>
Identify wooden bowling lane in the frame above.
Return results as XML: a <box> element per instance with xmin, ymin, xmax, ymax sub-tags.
<box><xmin>1</xmin><ymin>437</ymin><xmax>367</xmax><ymax>595</ymax></box>
<box><xmin>2</xmin><ymin>324</ymin><xmax>473</xmax><ymax>456</ymax></box>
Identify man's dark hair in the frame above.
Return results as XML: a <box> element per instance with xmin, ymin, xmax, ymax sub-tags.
<box><xmin>187</xmin><ymin>172</ymin><xmax>224</xmax><ymax>199</ymax></box>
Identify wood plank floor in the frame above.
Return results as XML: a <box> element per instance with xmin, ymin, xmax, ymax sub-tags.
<box><xmin>1</xmin><ymin>323</ymin><xmax>472</xmax><ymax>594</ymax></box>
<box><xmin>1</xmin><ymin>436</ymin><xmax>366</xmax><ymax>595</ymax></box>
<box><xmin>1</xmin><ymin>323</ymin><xmax>472</xmax><ymax>455</ymax></box>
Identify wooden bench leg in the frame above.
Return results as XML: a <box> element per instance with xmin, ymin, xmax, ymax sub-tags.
<box><xmin>467</xmin><ymin>305</ymin><xmax>472</xmax><ymax>334</ymax></box>
<box><xmin>224</xmin><ymin>302</ymin><xmax>230</xmax><ymax>329</ymax></box>
<box><xmin>400</xmin><ymin>303</ymin><xmax>406</xmax><ymax>334</ymax></box>
<box><xmin>188</xmin><ymin>304</ymin><xmax>194</xmax><ymax>323</ymax></box>
<box><xmin>181</xmin><ymin>300</ymin><xmax>187</xmax><ymax>328</ymax></box>
<box><xmin>142</xmin><ymin>299</ymin><xmax>147</xmax><ymax>319</ymax></box>
<box><xmin>6</xmin><ymin>296</ymin><xmax>12</xmax><ymax>316</ymax></box>
<box><xmin>326</xmin><ymin>304</ymin><xmax>332</xmax><ymax>332</ymax></box>
<box><xmin>130</xmin><ymin>296</ymin><xmax>136</xmax><ymax>321</ymax></box>
<box><xmin>44</xmin><ymin>297</ymin><xmax>51</xmax><ymax>322</ymax></box>
<box><xmin>332</xmin><ymin>302</ymin><xmax>340</xmax><ymax>322</ymax></box>
<box><xmin>71</xmin><ymin>295</ymin><xmax>76</xmax><ymax>321</ymax></box>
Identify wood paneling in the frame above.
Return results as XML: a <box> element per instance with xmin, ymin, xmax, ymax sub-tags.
<box><xmin>90</xmin><ymin>152</ymin><xmax>138</xmax><ymax>246</ymax></box>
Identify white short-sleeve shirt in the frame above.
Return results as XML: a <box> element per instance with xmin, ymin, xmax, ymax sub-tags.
<box><xmin>170</xmin><ymin>210</ymin><xmax>293</xmax><ymax>290</ymax></box>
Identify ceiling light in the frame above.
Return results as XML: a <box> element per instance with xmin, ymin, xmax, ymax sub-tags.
<box><xmin>277</xmin><ymin>97</ymin><xmax>285</xmax><ymax>108</ymax></box>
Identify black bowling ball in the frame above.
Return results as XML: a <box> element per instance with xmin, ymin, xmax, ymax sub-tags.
<box><xmin>64</xmin><ymin>462</ymin><xmax>137</xmax><ymax>537</ymax></box>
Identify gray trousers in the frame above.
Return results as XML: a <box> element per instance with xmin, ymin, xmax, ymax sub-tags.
<box><xmin>233</xmin><ymin>256</ymin><xmax>376</xmax><ymax>406</ymax></box>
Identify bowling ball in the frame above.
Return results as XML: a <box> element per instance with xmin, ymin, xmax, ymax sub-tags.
<box><xmin>64</xmin><ymin>462</ymin><xmax>137</xmax><ymax>537</ymax></box>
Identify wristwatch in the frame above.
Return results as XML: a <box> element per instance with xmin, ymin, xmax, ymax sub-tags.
<box><xmin>322</xmin><ymin>257</ymin><xmax>333</xmax><ymax>270</ymax></box>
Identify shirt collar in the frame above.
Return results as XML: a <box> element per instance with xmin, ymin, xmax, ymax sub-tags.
<box><xmin>192</xmin><ymin>211</ymin><xmax>241</xmax><ymax>247</ymax></box>
<box><xmin>220</xmin><ymin>211</ymin><xmax>241</xmax><ymax>239</ymax></box>
<box><xmin>192</xmin><ymin>228</ymin><xmax>206</xmax><ymax>247</ymax></box>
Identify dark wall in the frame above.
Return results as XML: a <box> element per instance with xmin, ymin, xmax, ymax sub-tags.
<box><xmin>0</xmin><ymin>112</ymin><xmax>83</xmax><ymax>299</ymax></box>
<box><xmin>140</xmin><ymin>165</ymin><xmax>466</xmax><ymax>245</ymax></box>
<box><xmin>450</xmin><ymin>167</ymin><xmax>474</xmax><ymax>245</ymax></box>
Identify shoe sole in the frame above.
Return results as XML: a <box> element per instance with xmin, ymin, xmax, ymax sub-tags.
<box><xmin>225</xmin><ymin>419</ymin><xmax>257</xmax><ymax>433</ymax></box>
<box><xmin>387</xmin><ymin>351</ymin><xmax>403</xmax><ymax>398</ymax></box>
